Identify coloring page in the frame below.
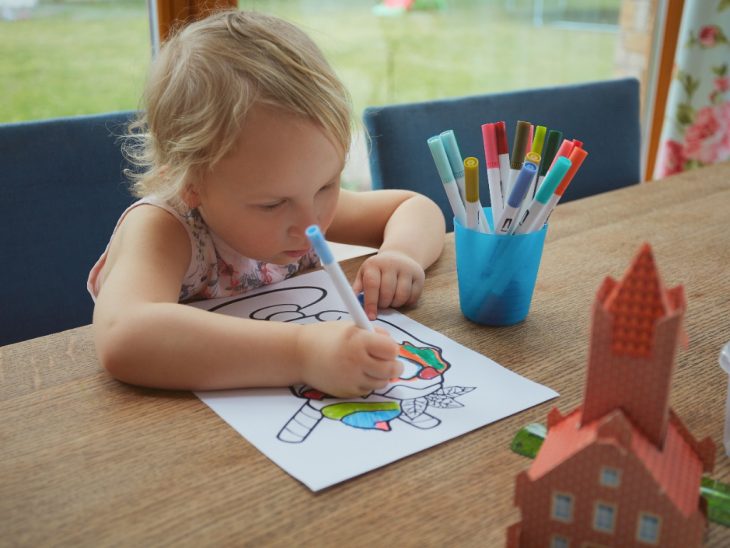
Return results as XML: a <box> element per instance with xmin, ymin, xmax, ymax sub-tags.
<box><xmin>192</xmin><ymin>270</ymin><xmax>557</xmax><ymax>491</ymax></box>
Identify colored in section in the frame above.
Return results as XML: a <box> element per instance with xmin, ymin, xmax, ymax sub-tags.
<box><xmin>322</xmin><ymin>401</ymin><xmax>401</xmax><ymax>430</ymax></box>
<box><xmin>398</xmin><ymin>341</ymin><xmax>451</xmax><ymax>380</ymax></box>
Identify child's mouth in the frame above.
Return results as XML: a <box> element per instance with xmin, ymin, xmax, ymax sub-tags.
<box><xmin>284</xmin><ymin>249</ymin><xmax>310</xmax><ymax>258</ymax></box>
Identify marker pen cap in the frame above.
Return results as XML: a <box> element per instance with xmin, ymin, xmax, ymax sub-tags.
<box><xmin>481</xmin><ymin>123</ymin><xmax>499</xmax><ymax>168</ymax></box>
<box><xmin>525</xmin><ymin>124</ymin><xmax>534</xmax><ymax>156</ymax></box>
<box><xmin>549</xmin><ymin>139</ymin><xmax>575</xmax><ymax>170</ymax></box>
<box><xmin>495</xmin><ymin>121</ymin><xmax>509</xmax><ymax>155</ymax></box>
<box><xmin>305</xmin><ymin>225</ymin><xmax>334</xmax><ymax>265</ymax></box>
<box><xmin>525</xmin><ymin>151</ymin><xmax>541</xmax><ymax>165</ymax></box>
<box><xmin>464</xmin><ymin>157</ymin><xmax>479</xmax><ymax>202</ymax></box>
<box><xmin>440</xmin><ymin>130</ymin><xmax>465</xmax><ymax>179</ymax></box>
<box><xmin>539</xmin><ymin>130</ymin><xmax>563</xmax><ymax>176</ymax></box>
<box><xmin>556</xmin><ymin>147</ymin><xmax>588</xmax><ymax>195</ymax></box>
<box><xmin>507</xmin><ymin>161</ymin><xmax>537</xmax><ymax>208</ymax></box>
<box><xmin>427</xmin><ymin>136</ymin><xmax>455</xmax><ymax>183</ymax></box>
<box><xmin>572</xmin><ymin>139</ymin><xmax>584</xmax><ymax>149</ymax></box>
<box><xmin>511</xmin><ymin>121</ymin><xmax>531</xmax><ymax>169</ymax></box>
<box><xmin>531</xmin><ymin>125</ymin><xmax>547</xmax><ymax>155</ymax></box>
<box><xmin>536</xmin><ymin>156</ymin><xmax>571</xmax><ymax>203</ymax></box>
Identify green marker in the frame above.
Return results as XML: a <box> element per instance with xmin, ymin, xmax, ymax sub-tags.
<box><xmin>538</xmin><ymin>130</ymin><xmax>564</xmax><ymax>182</ymax></box>
<box><xmin>530</xmin><ymin>125</ymin><xmax>547</xmax><ymax>156</ymax></box>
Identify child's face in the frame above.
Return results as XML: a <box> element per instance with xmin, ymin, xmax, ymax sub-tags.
<box><xmin>190</xmin><ymin>104</ymin><xmax>344</xmax><ymax>265</ymax></box>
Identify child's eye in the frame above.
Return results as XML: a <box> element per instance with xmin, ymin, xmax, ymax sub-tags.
<box><xmin>259</xmin><ymin>201</ymin><xmax>285</xmax><ymax>211</ymax></box>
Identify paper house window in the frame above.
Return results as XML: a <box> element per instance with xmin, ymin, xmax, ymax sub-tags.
<box><xmin>593</xmin><ymin>502</ymin><xmax>617</xmax><ymax>533</ymax></box>
<box><xmin>636</xmin><ymin>513</ymin><xmax>661</xmax><ymax>544</ymax></box>
<box><xmin>599</xmin><ymin>466</ymin><xmax>621</xmax><ymax>488</ymax></box>
<box><xmin>550</xmin><ymin>535</ymin><xmax>570</xmax><ymax>548</ymax></box>
<box><xmin>551</xmin><ymin>492</ymin><xmax>574</xmax><ymax>522</ymax></box>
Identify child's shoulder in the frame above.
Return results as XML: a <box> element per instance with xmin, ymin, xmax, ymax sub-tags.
<box><xmin>106</xmin><ymin>199</ymin><xmax>193</xmax><ymax>268</ymax></box>
<box><xmin>120</xmin><ymin>199</ymin><xmax>191</xmax><ymax>239</ymax></box>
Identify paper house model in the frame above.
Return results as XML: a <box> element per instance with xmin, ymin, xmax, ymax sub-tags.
<box><xmin>507</xmin><ymin>243</ymin><xmax>715</xmax><ymax>548</ymax></box>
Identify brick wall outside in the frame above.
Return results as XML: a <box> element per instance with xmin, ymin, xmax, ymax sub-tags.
<box><xmin>615</xmin><ymin>0</ymin><xmax>659</xmax><ymax>116</ymax></box>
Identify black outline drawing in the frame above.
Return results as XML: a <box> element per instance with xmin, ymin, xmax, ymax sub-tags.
<box><xmin>207</xmin><ymin>285</ymin><xmax>475</xmax><ymax>444</ymax></box>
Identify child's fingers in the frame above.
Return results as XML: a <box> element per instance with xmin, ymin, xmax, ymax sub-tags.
<box><xmin>368</xmin><ymin>328</ymin><xmax>398</xmax><ymax>360</ymax></box>
<box><xmin>407</xmin><ymin>274</ymin><xmax>424</xmax><ymax>305</ymax></box>
<box><xmin>363</xmin><ymin>358</ymin><xmax>403</xmax><ymax>381</ymax></box>
<box><xmin>391</xmin><ymin>273</ymin><xmax>416</xmax><ymax>307</ymax></box>
<box><xmin>377</xmin><ymin>269</ymin><xmax>398</xmax><ymax>309</ymax></box>
<box><xmin>359</xmin><ymin>266</ymin><xmax>382</xmax><ymax>320</ymax></box>
<box><xmin>351</xmin><ymin>271</ymin><xmax>363</xmax><ymax>294</ymax></box>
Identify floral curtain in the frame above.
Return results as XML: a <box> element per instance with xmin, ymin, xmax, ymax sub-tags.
<box><xmin>654</xmin><ymin>0</ymin><xmax>730</xmax><ymax>178</ymax></box>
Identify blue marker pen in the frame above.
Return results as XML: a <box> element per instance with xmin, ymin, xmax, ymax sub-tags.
<box><xmin>305</xmin><ymin>225</ymin><xmax>374</xmax><ymax>331</ymax></box>
<box><xmin>494</xmin><ymin>161</ymin><xmax>537</xmax><ymax>235</ymax></box>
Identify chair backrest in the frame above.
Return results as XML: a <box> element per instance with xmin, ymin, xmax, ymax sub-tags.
<box><xmin>0</xmin><ymin>111</ymin><xmax>137</xmax><ymax>346</ymax></box>
<box><xmin>363</xmin><ymin>78</ymin><xmax>641</xmax><ymax>231</ymax></box>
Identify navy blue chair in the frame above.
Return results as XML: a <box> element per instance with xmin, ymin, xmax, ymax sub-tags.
<box><xmin>363</xmin><ymin>78</ymin><xmax>641</xmax><ymax>231</ymax></box>
<box><xmin>0</xmin><ymin>111</ymin><xmax>137</xmax><ymax>346</ymax></box>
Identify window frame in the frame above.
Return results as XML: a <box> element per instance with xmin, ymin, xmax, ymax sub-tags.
<box><xmin>550</xmin><ymin>535</ymin><xmax>570</xmax><ymax>548</ymax></box>
<box><xmin>592</xmin><ymin>501</ymin><xmax>617</xmax><ymax>534</ymax></box>
<box><xmin>551</xmin><ymin>492</ymin><xmax>575</xmax><ymax>523</ymax></box>
<box><xmin>636</xmin><ymin>512</ymin><xmax>662</xmax><ymax>545</ymax></box>
<box><xmin>599</xmin><ymin>466</ymin><xmax>621</xmax><ymax>488</ymax></box>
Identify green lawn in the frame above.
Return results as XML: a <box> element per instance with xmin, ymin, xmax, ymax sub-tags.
<box><xmin>1</xmin><ymin>0</ymin><xmax>620</xmax><ymax>124</ymax></box>
<box><xmin>1</xmin><ymin>1</ymin><xmax>149</xmax><ymax>122</ymax></box>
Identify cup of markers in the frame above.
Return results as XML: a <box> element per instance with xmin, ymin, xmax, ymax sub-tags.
<box><xmin>455</xmin><ymin>208</ymin><xmax>547</xmax><ymax>325</ymax></box>
<box><xmin>428</xmin><ymin>122</ymin><xmax>587</xmax><ymax>326</ymax></box>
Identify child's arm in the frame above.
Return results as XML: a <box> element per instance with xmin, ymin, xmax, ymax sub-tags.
<box><xmin>93</xmin><ymin>205</ymin><xmax>402</xmax><ymax>395</ymax></box>
<box><xmin>327</xmin><ymin>189</ymin><xmax>445</xmax><ymax>319</ymax></box>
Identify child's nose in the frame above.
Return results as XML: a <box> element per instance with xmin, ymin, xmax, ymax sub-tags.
<box><xmin>291</xmin><ymin>203</ymin><xmax>319</xmax><ymax>235</ymax></box>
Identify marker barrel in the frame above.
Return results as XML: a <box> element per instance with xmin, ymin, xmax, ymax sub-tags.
<box><xmin>306</xmin><ymin>225</ymin><xmax>374</xmax><ymax>331</ymax></box>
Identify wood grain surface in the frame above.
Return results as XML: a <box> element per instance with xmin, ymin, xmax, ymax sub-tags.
<box><xmin>2</xmin><ymin>163</ymin><xmax>729</xmax><ymax>546</ymax></box>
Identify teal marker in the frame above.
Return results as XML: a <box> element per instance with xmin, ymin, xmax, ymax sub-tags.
<box><xmin>440</xmin><ymin>130</ymin><xmax>466</xmax><ymax>203</ymax></box>
<box><xmin>514</xmin><ymin>156</ymin><xmax>572</xmax><ymax>234</ymax></box>
<box><xmin>427</xmin><ymin>135</ymin><xmax>467</xmax><ymax>226</ymax></box>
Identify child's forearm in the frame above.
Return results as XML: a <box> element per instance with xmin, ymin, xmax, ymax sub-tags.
<box><xmin>379</xmin><ymin>194</ymin><xmax>445</xmax><ymax>268</ymax></box>
<box><xmin>94</xmin><ymin>302</ymin><xmax>306</xmax><ymax>391</ymax></box>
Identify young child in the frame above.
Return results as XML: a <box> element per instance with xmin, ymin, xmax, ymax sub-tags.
<box><xmin>89</xmin><ymin>9</ymin><xmax>445</xmax><ymax>398</ymax></box>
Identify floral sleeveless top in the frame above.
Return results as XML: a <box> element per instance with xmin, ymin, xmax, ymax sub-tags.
<box><xmin>88</xmin><ymin>196</ymin><xmax>320</xmax><ymax>302</ymax></box>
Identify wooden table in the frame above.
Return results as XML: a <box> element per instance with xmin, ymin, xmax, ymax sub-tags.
<box><xmin>2</xmin><ymin>164</ymin><xmax>730</xmax><ymax>546</ymax></box>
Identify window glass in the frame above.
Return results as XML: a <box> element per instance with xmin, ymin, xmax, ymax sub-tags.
<box><xmin>594</xmin><ymin>502</ymin><xmax>616</xmax><ymax>532</ymax></box>
<box><xmin>552</xmin><ymin>493</ymin><xmax>573</xmax><ymax>522</ymax></box>
<box><xmin>4</xmin><ymin>1</ymin><xmax>631</xmax><ymax>187</ymax></box>
<box><xmin>1</xmin><ymin>0</ymin><xmax>149</xmax><ymax>123</ymax></box>
<box><xmin>600</xmin><ymin>466</ymin><xmax>621</xmax><ymax>487</ymax></box>
<box><xmin>237</xmin><ymin>0</ymin><xmax>622</xmax><ymax>115</ymax></box>
<box><xmin>551</xmin><ymin>535</ymin><xmax>570</xmax><ymax>548</ymax></box>
<box><xmin>637</xmin><ymin>513</ymin><xmax>660</xmax><ymax>543</ymax></box>
<box><xmin>236</xmin><ymin>1</ymin><xmax>625</xmax><ymax>188</ymax></box>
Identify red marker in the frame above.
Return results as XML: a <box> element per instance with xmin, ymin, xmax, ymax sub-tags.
<box><xmin>549</xmin><ymin>139</ymin><xmax>576</xmax><ymax>171</ymax></box>
<box><xmin>495</xmin><ymin>121</ymin><xmax>511</xmax><ymax>205</ymax></box>
<box><xmin>481</xmin><ymin>122</ymin><xmax>504</xmax><ymax>224</ymax></box>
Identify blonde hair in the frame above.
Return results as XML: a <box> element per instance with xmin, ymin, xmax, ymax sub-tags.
<box><xmin>124</xmin><ymin>10</ymin><xmax>352</xmax><ymax>207</ymax></box>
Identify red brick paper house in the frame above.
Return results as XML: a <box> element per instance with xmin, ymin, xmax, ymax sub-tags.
<box><xmin>507</xmin><ymin>243</ymin><xmax>715</xmax><ymax>548</ymax></box>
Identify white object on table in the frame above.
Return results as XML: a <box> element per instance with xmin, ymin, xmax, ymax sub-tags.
<box><xmin>720</xmin><ymin>341</ymin><xmax>730</xmax><ymax>457</ymax></box>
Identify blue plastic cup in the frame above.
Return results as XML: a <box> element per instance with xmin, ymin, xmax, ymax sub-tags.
<box><xmin>455</xmin><ymin>208</ymin><xmax>547</xmax><ymax>326</ymax></box>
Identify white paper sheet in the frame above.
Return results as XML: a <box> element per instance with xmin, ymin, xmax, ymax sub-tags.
<box><xmin>192</xmin><ymin>270</ymin><xmax>557</xmax><ymax>491</ymax></box>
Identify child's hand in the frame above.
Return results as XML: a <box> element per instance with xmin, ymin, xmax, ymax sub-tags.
<box><xmin>352</xmin><ymin>250</ymin><xmax>425</xmax><ymax>320</ymax></box>
<box><xmin>297</xmin><ymin>322</ymin><xmax>402</xmax><ymax>398</ymax></box>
